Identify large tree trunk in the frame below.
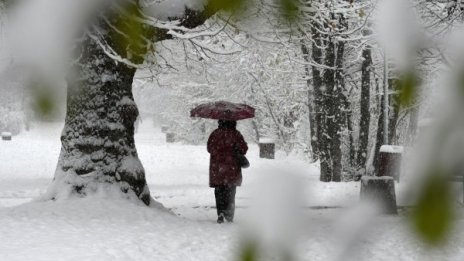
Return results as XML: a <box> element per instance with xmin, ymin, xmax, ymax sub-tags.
<box><xmin>46</xmin><ymin>32</ymin><xmax>152</xmax><ymax>203</ymax></box>
<box><xmin>356</xmin><ymin>45</ymin><xmax>372</xmax><ymax>172</ymax></box>
<box><xmin>320</xmin><ymin>13</ymin><xmax>347</xmax><ymax>182</ymax></box>
<box><xmin>300</xmin><ymin>42</ymin><xmax>318</xmax><ymax>161</ymax></box>
<box><xmin>45</xmin><ymin>3</ymin><xmax>217</xmax><ymax>206</ymax></box>
<box><xmin>312</xmin><ymin>28</ymin><xmax>324</xmax><ymax>162</ymax></box>
<box><xmin>319</xmin><ymin>35</ymin><xmax>336</xmax><ymax>182</ymax></box>
<box><xmin>303</xmin><ymin>16</ymin><xmax>324</xmax><ymax>162</ymax></box>
<box><xmin>331</xmin><ymin>32</ymin><xmax>347</xmax><ymax>182</ymax></box>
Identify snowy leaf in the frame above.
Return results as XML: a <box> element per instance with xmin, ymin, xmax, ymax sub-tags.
<box><xmin>358</xmin><ymin>8</ymin><xmax>365</xmax><ymax>18</ymax></box>
<box><xmin>279</xmin><ymin>0</ymin><xmax>299</xmax><ymax>24</ymax></box>
<box><xmin>205</xmin><ymin>0</ymin><xmax>246</xmax><ymax>15</ymax></box>
<box><xmin>411</xmin><ymin>170</ymin><xmax>453</xmax><ymax>246</ymax></box>
<box><xmin>239</xmin><ymin>241</ymin><xmax>258</xmax><ymax>261</ymax></box>
<box><xmin>28</xmin><ymin>76</ymin><xmax>62</xmax><ymax>121</ymax></box>
<box><xmin>111</xmin><ymin>2</ymin><xmax>155</xmax><ymax>64</ymax></box>
<box><xmin>396</xmin><ymin>71</ymin><xmax>419</xmax><ymax>110</ymax></box>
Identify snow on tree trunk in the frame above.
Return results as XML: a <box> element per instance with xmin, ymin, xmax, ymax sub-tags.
<box><xmin>317</xmin><ymin>12</ymin><xmax>348</xmax><ymax>182</ymax></box>
<box><xmin>44</xmin><ymin>2</ymin><xmax>218</xmax><ymax>206</ymax></box>
<box><xmin>45</xmin><ymin>31</ymin><xmax>152</xmax><ymax>204</ymax></box>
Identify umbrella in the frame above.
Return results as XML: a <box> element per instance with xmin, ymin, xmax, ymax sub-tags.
<box><xmin>190</xmin><ymin>101</ymin><xmax>255</xmax><ymax>120</ymax></box>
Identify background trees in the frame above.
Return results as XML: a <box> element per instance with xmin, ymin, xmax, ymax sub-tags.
<box><xmin>130</xmin><ymin>0</ymin><xmax>419</xmax><ymax>183</ymax></box>
<box><xmin>2</xmin><ymin>0</ymin><xmax>458</xmax><ymax>206</ymax></box>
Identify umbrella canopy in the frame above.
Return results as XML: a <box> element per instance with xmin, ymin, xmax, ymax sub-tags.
<box><xmin>190</xmin><ymin>101</ymin><xmax>255</xmax><ymax>121</ymax></box>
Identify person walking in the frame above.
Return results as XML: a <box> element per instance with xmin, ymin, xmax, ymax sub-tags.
<box><xmin>207</xmin><ymin>120</ymin><xmax>248</xmax><ymax>223</ymax></box>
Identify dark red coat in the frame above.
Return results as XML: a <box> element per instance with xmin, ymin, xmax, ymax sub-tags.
<box><xmin>207</xmin><ymin>128</ymin><xmax>248</xmax><ymax>187</ymax></box>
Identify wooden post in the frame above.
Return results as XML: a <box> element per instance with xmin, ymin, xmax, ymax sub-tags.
<box><xmin>166</xmin><ymin>133</ymin><xmax>175</xmax><ymax>143</ymax></box>
<box><xmin>259</xmin><ymin>138</ymin><xmax>275</xmax><ymax>159</ymax></box>
<box><xmin>1</xmin><ymin>132</ymin><xmax>12</xmax><ymax>141</ymax></box>
<box><xmin>360</xmin><ymin>176</ymin><xmax>397</xmax><ymax>214</ymax></box>
<box><xmin>377</xmin><ymin>145</ymin><xmax>403</xmax><ymax>182</ymax></box>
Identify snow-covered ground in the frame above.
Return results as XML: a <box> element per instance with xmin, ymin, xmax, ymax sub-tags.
<box><xmin>1</xmin><ymin>121</ymin><xmax>464</xmax><ymax>260</ymax></box>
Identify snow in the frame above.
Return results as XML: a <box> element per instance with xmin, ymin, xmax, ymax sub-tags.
<box><xmin>375</xmin><ymin>0</ymin><xmax>423</xmax><ymax>71</ymax></box>
<box><xmin>8</xmin><ymin>0</ymin><xmax>107</xmax><ymax>77</ymax></box>
<box><xmin>118</xmin><ymin>96</ymin><xmax>137</xmax><ymax>107</ymax></box>
<box><xmin>361</xmin><ymin>176</ymin><xmax>394</xmax><ymax>181</ymax></box>
<box><xmin>119</xmin><ymin>156</ymin><xmax>144</xmax><ymax>176</ymax></box>
<box><xmin>141</xmin><ymin>0</ymin><xmax>207</xmax><ymax>20</ymax></box>
<box><xmin>1</xmin><ymin>121</ymin><xmax>464</xmax><ymax>260</ymax></box>
<box><xmin>379</xmin><ymin>145</ymin><xmax>404</xmax><ymax>154</ymax></box>
<box><xmin>361</xmin><ymin>176</ymin><xmax>394</xmax><ymax>187</ymax></box>
<box><xmin>418</xmin><ymin>118</ymin><xmax>434</xmax><ymax>128</ymax></box>
<box><xmin>0</xmin><ymin>198</ymin><xmax>238</xmax><ymax>261</ymax></box>
<box><xmin>258</xmin><ymin>138</ymin><xmax>274</xmax><ymax>143</ymax></box>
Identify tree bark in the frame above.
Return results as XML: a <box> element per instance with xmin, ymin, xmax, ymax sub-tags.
<box><xmin>331</xmin><ymin>31</ymin><xmax>347</xmax><ymax>182</ymax></box>
<box><xmin>45</xmin><ymin>3</ymin><xmax>218</xmax><ymax>206</ymax></box>
<box><xmin>388</xmin><ymin>79</ymin><xmax>400</xmax><ymax>144</ymax></box>
<box><xmin>319</xmin><ymin>13</ymin><xmax>348</xmax><ymax>182</ymax></box>
<box><xmin>356</xmin><ymin>45</ymin><xmax>372</xmax><ymax>172</ymax></box>
<box><xmin>305</xmin><ymin>17</ymin><xmax>324</xmax><ymax>162</ymax></box>
<box><xmin>388</xmin><ymin>110</ymin><xmax>399</xmax><ymax>144</ymax></box>
<box><xmin>312</xmin><ymin>28</ymin><xmax>324</xmax><ymax>163</ymax></box>
<box><xmin>373</xmin><ymin>94</ymin><xmax>386</xmax><ymax>175</ymax></box>
<box><xmin>319</xmin><ymin>36</ymin><xmax>336</xmax><ymax>182</ymax></box>
<box><xmin>300</xmin><ymin>42</ymin><xmax>318</xmax><ymax>161</ymax></box>
<box><xmin>347</xmin><ymin>108</ymin><xmax>355</xmax><ymax>167</ymax></box>
<box><xmin>47</xmin><ymin>32</ymin><xmax>152</xmax><ymax>203</ymax></box>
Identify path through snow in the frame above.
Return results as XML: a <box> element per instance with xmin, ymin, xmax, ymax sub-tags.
<box><xmin>1</xmin><ymin>121</ymin><xmax>464</xmax><ymax>260</ymax></box>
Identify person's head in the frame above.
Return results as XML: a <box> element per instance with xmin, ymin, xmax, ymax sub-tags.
<box><xmin>218</xmin><ymin>120</ymin><xmax>237</xmax><ymax>129</ymax></box>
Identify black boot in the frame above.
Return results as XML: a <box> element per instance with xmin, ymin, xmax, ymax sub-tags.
<box><xmin>217</xmin><ymin>213</ymin><xmax>224</xmax><ymax>224</ymax></box>
<box><xmin>224</xmin><ymin>207</ymin><xmax>234</xmax><ymax>223</ymax></box>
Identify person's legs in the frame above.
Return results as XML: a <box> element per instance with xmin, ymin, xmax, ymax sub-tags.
<box><xmin>214</xmin><ymin>186</ymin><xmax>226</xmax><ymax>223</ymax></box>
<box><xmin>224</xmin><ymin>186</ymin><xmax>236</xmax><ymax>222</ymax></box>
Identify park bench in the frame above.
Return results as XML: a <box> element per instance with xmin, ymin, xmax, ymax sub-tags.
<box><xmin>1</xmin><ymin>132</ymin><xmax>12</xmax><ymax>141</ymax></box>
